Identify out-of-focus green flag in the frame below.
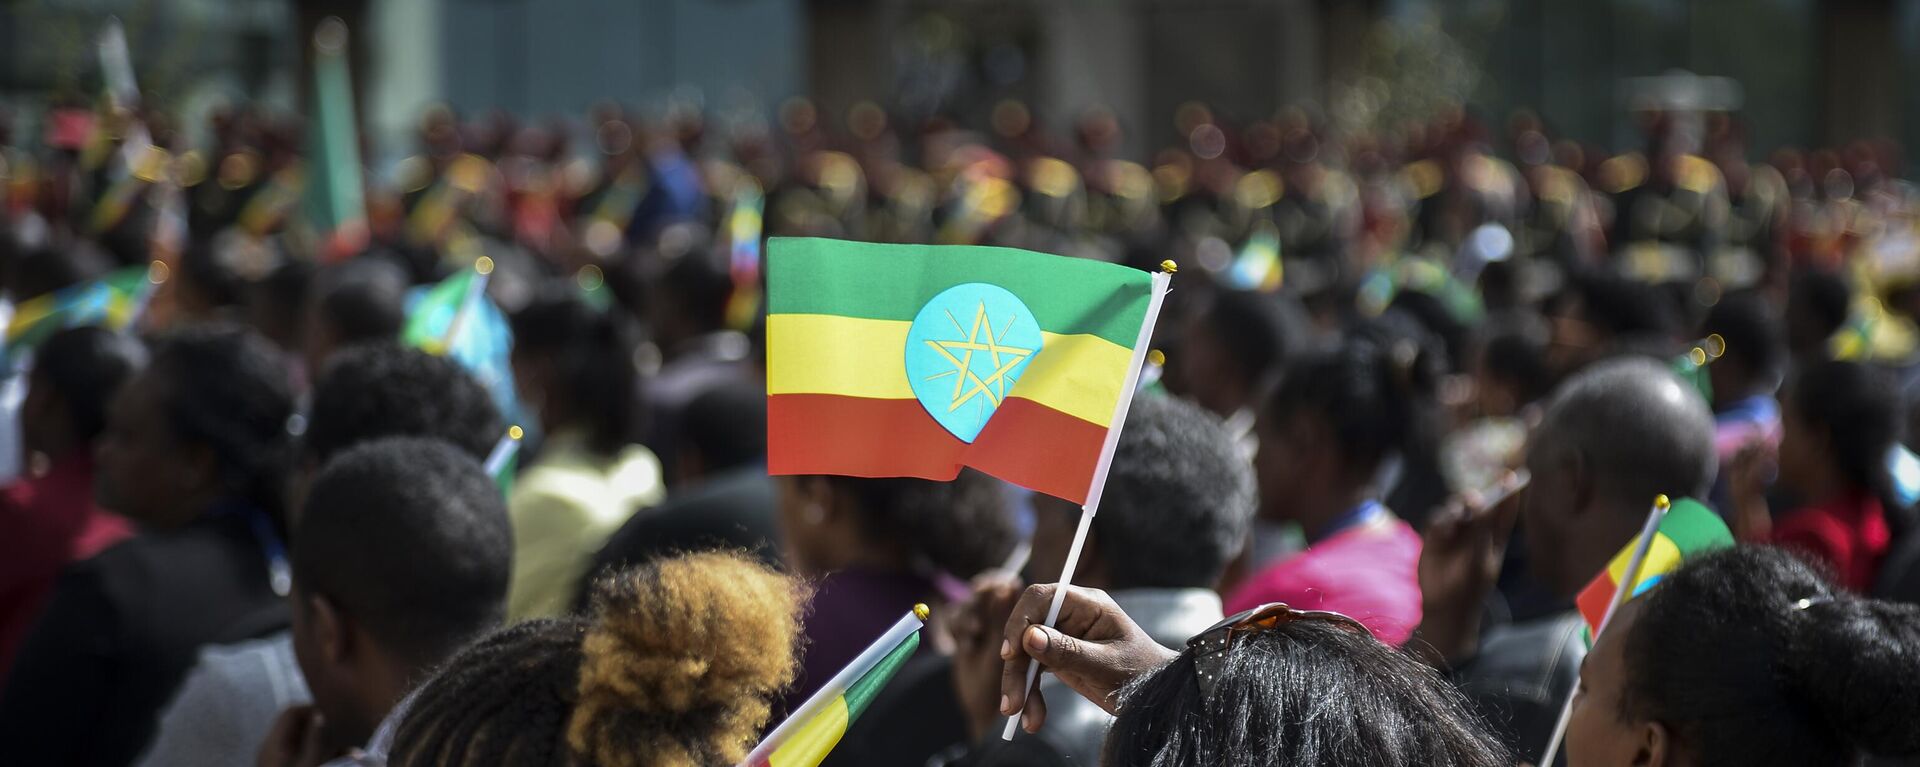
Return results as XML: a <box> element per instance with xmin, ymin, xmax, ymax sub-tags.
<box><xmin>305</xmin><ymin>17</ymin><xmax>368</xmax><ymax>261</ymax></box>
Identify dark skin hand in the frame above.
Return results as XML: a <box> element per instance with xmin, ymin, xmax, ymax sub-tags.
<box><xmin>1412</xmin><ymin>471</ymin><xmax>1527</xmax><ymax>668</ymax></box>
<box><xmin>996</xmin><ymin>584</ymin><xmax>1176</xmax><ymax>733</ymax></box>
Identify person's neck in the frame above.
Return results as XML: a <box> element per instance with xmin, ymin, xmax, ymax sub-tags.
<box><xmin>1296</xmin><ymin>485</ymin><xmax>1375</xmax><ymax>544</ymax></box>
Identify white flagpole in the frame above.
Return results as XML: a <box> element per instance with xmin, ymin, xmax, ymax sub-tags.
<box><xmin>1002</xmin><ymin>266</ymin><xmax>1173</xmax><ymax>740</ymax></box>
<box><xmin>1538</xmin><ymin>495</ymin><xmax>1671</xmax><ymax>764</ymax></box>
<box><xmin>741</xmin><ymin>605</ymin><xmax>928</xmax><ymax>765</ymax></box>
<box><xmin>483</xmin><ymin>425</ymin><xmax>523</xmax><ymax>479</ymax></box>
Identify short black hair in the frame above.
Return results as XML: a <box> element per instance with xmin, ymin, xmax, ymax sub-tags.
<box><xmin>676</xmin><ymin>379</ymin><xmax>767</xmax><ymax>474</ymax></box>
<box><xmin>304</xmin><ymin>342</ymin><xmax>503</xmax><ymax>464</ymax></box>
<box><xmin>294</xmin><ymin>437</ymin><xmax>511</xmax><ymax>664</ymax></box>
<box><xmin>510</xmin><ymin>287</ymin><xmax>638</xmax><ymax>455</ymax></box>
<box><xmin>1195</xmin><ymin>290</ymin><xmax>1301</xmax><ymax>392</ymax></box>
<box><xmin>311</xmin><ymin>256</ymin><xmax>409</xmax><ymax>346</ymax></box>
<box><xmin>1702</xmin><ymin>290</ymin><xmax>1785</xmax><ymax>381</ymax></box>
<box><xmin>32</xmin><ymin>326</ymin><xmax>145</xmax><ymax>443</ymax></box>
<box><xmin>1106</xmin><ymin>619</ymin><xmax>1512</xmax><ymax>767</ymax></box>
<box><xmin>1267</xmin><ymin>323</ymin><xmax>1442</xmax><ymax>477</ymax></box>
<box><xmin>829</xmin><ymin>470</ymin><xmax>1015</xmax><ymax>579</ymax></box>
<box><xmin>1623</xmin><ymin>546</ymin><xmax>1920</xmax><ymax>763</ymax></box>
<box><xmin>658</xmin><ymin>250</ymin><xmax>733</xmax><ymax>333</ymax></box>
<box><xmin>1536</xmin><ymin>357</ymin><xmax>1717</xmax><ymax>506</ymax></box>
<box><xmin>1091</xmin><ymin>394</ymin><xmax>1254</xmax><ymax>589</ymax></box>
<box><xmin>148</xmin><ymin>325</ymin><xmax>295</xmax><ymax>519</ymax></box>
<box><xmin>10</xmin><ymin>240</ymin><xmax>109</xmax><ymax>301</ymax></box>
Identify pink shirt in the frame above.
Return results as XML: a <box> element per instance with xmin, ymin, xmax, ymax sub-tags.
<box><xmin>1225</xmin><ymin>518</ymin><xmax>1424</xmax><ymax>645</ymax></box>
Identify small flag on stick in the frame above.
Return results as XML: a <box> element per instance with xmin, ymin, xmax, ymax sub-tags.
<box><xmin>741</xmin><ymin>605</ymin><xmax>928</xmax><ymax>767</ymax></box>
<box><xmin>1539</xmin><ymin>495</ymin><xmax>1732</xmax><ymax>764</ymax></box>
<box><xmin>725</xmin><ymin>178</ymin><xmax>766</xmax><ymax>330</ymax></box>
<box><xmin>484</xmin><ymin>425</ymin><xmax>523</xmax><ymax>491</ymax></box>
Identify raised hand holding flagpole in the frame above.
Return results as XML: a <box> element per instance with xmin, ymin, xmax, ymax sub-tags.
<box><xmin>1000</xmin><ymin>260</ymin><xmax>1174</xmax><ymax>740</ymax></box>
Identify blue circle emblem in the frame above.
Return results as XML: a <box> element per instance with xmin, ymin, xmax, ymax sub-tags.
<box><xmin>904</xmin><ymin>283</ymin><xmax>1045</xmax><ymax>443</ymax></box>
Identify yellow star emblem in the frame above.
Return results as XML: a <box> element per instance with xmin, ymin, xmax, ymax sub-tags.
<box><xmin>922</xmin><ymin>301</ymin><xmax>1034</xmax><ymax>413</ymax></box>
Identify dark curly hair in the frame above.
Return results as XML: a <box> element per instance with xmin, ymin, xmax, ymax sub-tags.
<box><xmin>303</xmin><ymin>342</ymin><xmax>504</xmax><ymax>464</ymax></box>
<box><xmin>1622</xmin><ymin>545</ymin><xmax>1920</xmax><ymax>764</ymax></box>
<box><xmin>1089</xmin><ymin>393</ymin><xmax>1254</xmax><ymax>589</ymax></box>
<box><xmin>828</xmin><ymin>469</ymin><xmax>1016</xmax><ymax>580</ymax></box>
<box><xmin>390</xmin><ymin>551</ymin><xmax>809</xmax><ymax>767</ymax></box>
<box><xmin>147</xmin><ymin>325</ymin><xmax>294</xmax><ymax>522</ymax></box>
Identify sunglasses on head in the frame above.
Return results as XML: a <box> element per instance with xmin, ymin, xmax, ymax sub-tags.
<box><xmin>1186</xmin><ymin>602</ymin><xmax>1370</xmax><ymax>698</ymax></box>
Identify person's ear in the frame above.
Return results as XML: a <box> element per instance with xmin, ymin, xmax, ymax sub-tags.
<box><xmin>307</xmin><ymin>593</ymin><xmax>352</xmax><ymax>665</ymax></box>
<box><xmin>1565</xmin><ymin>447</ymin><xmax>1595</xmax><ymax>517</ymax></box>
<box><xmin>1633</xmin><ymin>719</ymin><xmax>1672</xmax><ymax>767</ymax></box>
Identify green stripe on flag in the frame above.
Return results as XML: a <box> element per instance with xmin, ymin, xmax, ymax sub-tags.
<box><xmin>1658</xmin><ymin>498</ymin><xmax>1733</xmax><ymax>554</ymax></box>
<box><xmin>842</xmin><ymin>629</ymin><xmax>919</xmax><ymax>721</ymax></box>
<box><xmin>767</xmin><ymin>238</ymin><xmax>1154</xmax><ymax>347</ymax></box>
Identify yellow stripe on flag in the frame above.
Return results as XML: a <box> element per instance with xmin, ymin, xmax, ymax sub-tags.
<box><xmin>765</xmin><ymin>313</ymin><xmax>1134</xmax><ymax>427</ymax></box>
<box><xmin>766</xmin><ymin>695</ymin><xmax>850</xmax><ymax>767</ymax></box>
<box><xmin>1605</xmin><ymin>531</ymin><xmax>1682</xmax><ymax>588</ymax></box>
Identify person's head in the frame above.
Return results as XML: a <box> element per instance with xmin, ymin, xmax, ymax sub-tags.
<box><xmin>174</xmin><ymin>238</ymin><xmax>248</xmax><ymax>321</ymax></box>
<box><xmin>1701</xmin><ymin>291</ymin><xmax>1785</xmax><ymax>407</ymax></box>
<box><xmin>95</xmin><ymin>325</ymin><xmax>294</xmax><ymax>529</ymax></box>
<box><xmin>8</xmin><ymin>240</ymin><xmax>108</xmax><ymax>302</ymax></box>
<box><xmin>1105</xmin><ymin>606</ymin><xmax>1512</xmax><ymax>767</ymax></box>
<box><xmin>1785</xmin><ymin>268</ymin><xmax>1851</xmax><ymax>360</ymax></box>
<box><xmin>1027</xmin><ymin>395</ymin><xmax>1254</xmax><ymax>592</ymax></box>
<box><xmin>1567</xmin><ymin>545</ymin><xmax>1920</xmax><ymax>767</ymax></box>
<box><xmin>1521</xmin><ymin>357</ymin><xmax>1717</xmax><ymax>597</ymax></box>
<box><xmin>509</xmin><ymin>287</ymin><xmax>638</xmax><ymax>456</ymax></box>
<box><xmin>775</xmin><ymin>470</ymin><xmax>1014</xmax><ymax>579</ymax></box>
<box><xmin>1549</xmin><ymin>274</ymin><xmax>1680</xmax><ymax>378</ymax></box>
<box><xmin>644</xmin><ymin>251</ymin><xmax>732</xmax><ymax>355</ymax></box>
<box><xmin>299</xmin><ymin>343</ymin><xmax>503</xmax><ymax>513</ymax></box>
<box><xmin>22</xmin><ymin>326</ymin><xmax>145</xmax><ymax>462</ymax></box>
<box><xmin>302</xmin><ymin>256</ymin><xmax>408</xmax><ymax>375</ymax></box>
<box><xmin>390</xmin><ymin>552</ymin><xmax>808</xmax><ymax>766</ymax></box>
<box><xmin>1254</xmin><ymin>327</ymin><xmax>1440</xmax><ymax>526</ymax></box>
<box><xmin>1473</xmin><ymin>325</ymin><xmax>1552</xmax><ymax>417</ymax></box>
<box><xmin>1178</xmin><ymin>290</ymin><xmax>1301</xmax><ymax>418</ymax></box>
<box><xmin>290</xmin><ymin>437</ymin><xmax>512</xmax><ymax>749</ymax></box>
<box><xmin>1777</xmin><ymin>359</ymin><xmax>1901</xmax><ymax>511</ymax></box>
<box><xmin>248</xmin><ymin>260</ymin><xmax>316</xmax><ymax>355</ymax></box>
<box><xmin>672</xmin><ymin>380</ymin><xmax>766</xmax><ymax>488</ymax></box>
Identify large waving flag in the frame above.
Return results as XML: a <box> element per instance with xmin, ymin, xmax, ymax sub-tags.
<box><xmin>1574</xmin><ymin>496</ymin><xmax>1732</xmax><ymax>636</ymax></box>
<box><xmin>766</xmin><ymin>238</ymin><xmax>1170</xmax><ymax>504</ymax></box>
<box><xmin>742</xmin><ymin>606</ymin><xmax>926</xmax><ymax>767</ymax></box>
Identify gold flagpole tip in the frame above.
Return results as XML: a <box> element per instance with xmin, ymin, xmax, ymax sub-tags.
<box><xmin>147</xmin><ymin>260</ymin><xmax>170</xmax><ymax>285</ymax></box>
<box><xmin>507</xmin><ymin>425</ymin><xmax>524</xmax><ymax>441</ymax></box>
<box><xmin>913</xmin><ymin>603</ymin><xmax>930</xmax><ymax>622</ymax></box>
<box><xmin>1159</xmin><ymin>260</ymin><xmax>1178</xmax><ymax>274</ymax></box>
<box><xmin>475</xmin><ymin>255</ymin><xmax>495</xmax><ymax>276</ymax></box>
<box><xmin>1654</xmin><ymin>494</ymin><xmax>1671</xmax><ymax>510</ymax></box>
<box><xmin>1146</xmin><ymin>349</ymin><xmax>1166</xmax><ymax>367</ymax></box>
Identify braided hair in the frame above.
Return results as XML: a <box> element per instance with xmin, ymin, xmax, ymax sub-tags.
<box><xmin>390</xmin><ymin>551</ymin><xmax>808</xmax><ymax>767</ymax></box>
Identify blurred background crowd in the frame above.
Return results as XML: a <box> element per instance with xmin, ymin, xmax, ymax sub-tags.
<box><xmin>3</xmin><ymin>1</ymin><xmax>1920</xmax><ymax>766</ymax></box>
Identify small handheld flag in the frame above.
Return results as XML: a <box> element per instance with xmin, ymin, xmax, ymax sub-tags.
<box><xmin>403</xmin><ymin>259</ymin><xmax>523</xmax><ymax>429</ymax></box>
<box><xmin>1227</xmin><ymin>219</ymin><xmax>1282</xmax><ymax>292</ymax></box>
<box><xmin>741</xmin><ymin>605</ymin><xmax>928</xmax><ymax>767</ymax></box>
<box><xmin>725</xmin><ymin>179</ymin><xmax>766</xmax><ymax>331</ymax></box>
<box><xmin>484</xmin><ymin>425</ymin><xmax>523</xmax><ymax>491</ymax></box>
<box><xmin>1539</xmin><ymin>495</ymin><xmax>1733</xmax><ymax>764</ymax></box>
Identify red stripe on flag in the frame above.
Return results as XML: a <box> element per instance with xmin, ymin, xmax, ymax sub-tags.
<box><xmin>767</xmin><ymin>394</ymin><xmax>1109</xmax><ymax>504</ymax></box>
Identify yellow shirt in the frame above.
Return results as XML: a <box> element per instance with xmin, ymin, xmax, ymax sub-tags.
<box><xmin>505</xmin><ymin>429</ymin><xmax>664</xmax><ymax>620</ymax></box>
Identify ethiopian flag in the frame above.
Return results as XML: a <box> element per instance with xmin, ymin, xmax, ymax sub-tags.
<box><xmin>744</xmin><ymin>607</ymin><xmax>925</xmax><ymax>767</ymax></box>
<box><xmin>1575</xmin><ymin>497</ymin><xmax>1732</xmax><ymax>634</ymax></box>
<box><xmin>766</xmin><ymin>238</ymin><xmax>1170</xmax><ymax>504</ymax></box>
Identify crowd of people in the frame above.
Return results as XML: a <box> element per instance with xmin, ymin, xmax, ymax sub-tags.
<box><xmin>1</xmin><ymin>89</ymin><xmax>1919</xmax><ymax>767</ymax></box>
